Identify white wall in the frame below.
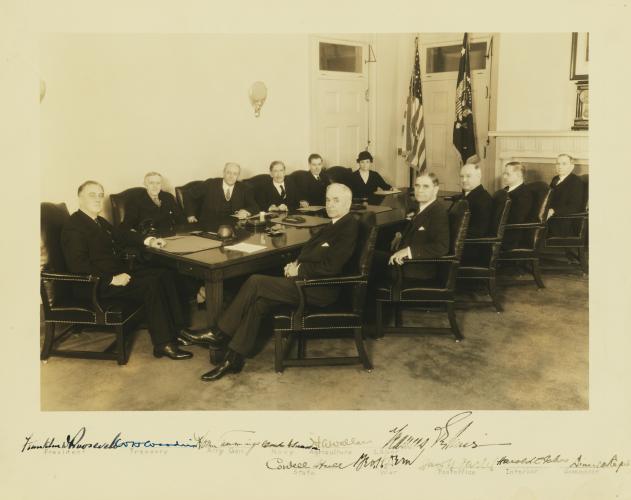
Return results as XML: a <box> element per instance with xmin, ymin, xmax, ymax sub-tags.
<box><xmin>40</xmin><ymin>34</ymin><xmax>311</xmax><ymax>213</ymax></box>
<box><xmin>495</xmin><ymin>33</ymin><xmax>576</xmax><ymax>131</ymax></box>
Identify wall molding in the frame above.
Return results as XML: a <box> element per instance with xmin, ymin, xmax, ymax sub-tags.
<box><xmin>489</xmin><ymin>130</ymin><xmax>589</xmax><ymax>188</ymax></box>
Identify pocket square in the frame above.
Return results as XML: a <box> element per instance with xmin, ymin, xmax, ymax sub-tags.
<box><xmin>321</xmin><ymin>242</ymin><xmax>330</xmax><ymax>247</ymax></box>
<box><xmin>417</xmin><ymin>226</ymin><xmax>426</xmax><ymax>231</ymax></box>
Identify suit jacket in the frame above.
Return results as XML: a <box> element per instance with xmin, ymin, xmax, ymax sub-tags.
<box><xmin>502</xmin><ymin>184</ymin><xmax>535</xmax><ymax>249</ymax></box>
<box><xmin>295</xmin><ymin>212</ymin><xmax>359</xmax><ymax>305</ymax></box>
<box><xmin>348</xmin><ymin>170</ymin><xmax>391</xmax><ymax>199</ymax></box>
<box><xmin>187</xmin><ymin>178</ymin><xmax>259</xmax><ymax>223</ymax></box>
<box><xmin>120</xmin><ymin>190</ymin><xmax>185</xmax><ymax>236</ymax></box>
<box><xmin>61</xmin><ymin>210</ymin><xmax>143</xmax><ymax>291</ymax></box>
<box><xmin>549</xmin><ymin>173</ymin><xmax>584</xmax><ymax>215</ymax></box>
<box><xmin>258</xmin><ymin>177</ymin><xmax>299</xmax><ymax>211</ymax></box>
<box><xmin>295</xmin><ymin>171</ymin><xmax>330</xmax><ymax>206</ymax></box>
<box><xmin>548</xmin><ymin>173</ymin><xmax>585</xmax><ymax>237</ymax></box>
<box><xmin>461</xmin><ymin>184</ymin><xmax>492</xmax><ymax>238</ymax></box>
<box><xmin>399</xmin><ymin>199</ymin><xmax>450</xmax><ymax>279</ymax></box>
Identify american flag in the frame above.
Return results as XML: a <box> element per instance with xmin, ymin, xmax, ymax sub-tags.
<box><xmin>400</xmin><ymin>38</ymin><xmax>427</xmax><ymax>173</ymax></box>
<box><xmin>453</xmin><ymin>32</ymin><xmax>477</xmax><ymax>164</ymax></box>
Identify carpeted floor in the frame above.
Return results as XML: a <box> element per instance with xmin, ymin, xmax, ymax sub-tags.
<box><xmin>40</xmin><ymin>258</ymin><xmax>589</xmax><ymax>411</ymax></box>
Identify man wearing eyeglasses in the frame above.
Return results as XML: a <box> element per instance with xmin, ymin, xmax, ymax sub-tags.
<box><xmin>61</xmin><ymin>180</ymin><xmax>203</xmax><ymax>360</ymax></box>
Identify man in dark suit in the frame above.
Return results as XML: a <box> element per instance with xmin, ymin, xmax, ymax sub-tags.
<box><xmin>185</xmin><ymin>162</ymin><xmax>259</xmax><ymax>223</ymax></box>
<box><xmin>547</xmin><ymin>153</ymin><xmax>585</xmax><ymax>236</ymax></box>
<box><xmin>377</xmin><ymin>172</ymin><xmax>449</xmax><ymax>281</ymax></box>
<box><xmin>499</xmin><ymin>161</ymin><xmax>535</xmax><ymax>249</ymax></box>
<box><xmin>120</xmin><ymin>171</ymin><xmax>186</xmax><ymax>236</ymax></box>
<box><xmin>258</xmin><ymin>161</ymin><xmax>299</xmax><ymax>212</ymax></box>
<box><xmin>348</xmin><ymin>150</ymin><xmax>392</xmax><ymax>199</ymax></box>
<box><xmin>453</xmin><ymin>163</ymin><xmax>493</xmax><ymax>265</ymax></box>
<box><xmin>181</xmin><ymin>183</ymin><xmax>359</xmax><ymax>381</ymax></box>
<box><xmin>61</xmin><ymin>181</ymin><xmax>200</xmax><ymax>360</ymax></box>
<box><xmin>296</xmin><ymin>153</ymin><xmax>330</xmax><ymax>207</ymax></box>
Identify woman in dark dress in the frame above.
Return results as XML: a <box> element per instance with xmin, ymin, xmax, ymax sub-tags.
<box><xmin>348</xmin><ymin>150</ymin><xmax>391</xmax><ymax>199</ymax></box>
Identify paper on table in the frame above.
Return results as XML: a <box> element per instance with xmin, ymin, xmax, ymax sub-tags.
<box><xmin>223</xmin><ymin>242</ymin><xmax>267</xmax><ymax>253</ymax></box>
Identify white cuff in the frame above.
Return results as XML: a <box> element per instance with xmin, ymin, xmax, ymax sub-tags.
<box><xmin>405</xmin><ymin>246</ymin><xmax>412</xmax><ymax>260</ymax></box>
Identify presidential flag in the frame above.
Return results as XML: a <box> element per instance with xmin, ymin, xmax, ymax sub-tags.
<box><xmin>453</xmin><ymin>33</ymin><xmax>478</xmax><ymax>164</ymax></box>
<box><xmin>400</xmin><ymin>38</ymin><xmax>427</xmax><ymax>173</ymax></box>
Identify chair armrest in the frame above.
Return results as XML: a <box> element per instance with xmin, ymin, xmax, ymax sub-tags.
<box><xmin>403</xmin><ymin>255</ymin><xmax>458</xmax><ymax>264</ymax></box>
<box><xmin>549</xmin><ymin>212</ymin><xmax>588</xmax><ymax>220</ymax></box>
<box><xmin>504</xmin><ymin>222</ymin><xmax>544</xmax><ymax>230</ymax></box>
<box><xmin>40</xmin><ymin>272</ymin><xmax>107</xmax><ymax>321</ymax></box>
<box><xmin>41</xmin><ymin>271</ymin><xmax>99</xmax><ymax>283</ymax></box>
<box><xmin>295</xmin><ymin>274</ymin><xmax>367</xmax><ymax>288</ymax></box>
<box><xmin>464</xmin><ymin>237</ymin><xmax>502</xmax><ymax>244</ymax></box>
<box><xmin>290</xmin><ymin>275</ymin><xmax>367</xmax><ymax>328</ymax></box>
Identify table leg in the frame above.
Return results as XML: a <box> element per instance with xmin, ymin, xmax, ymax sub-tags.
<box><xmin>204</xmin><ymin>278</ymin><xmax>223</xmax><ymax>326</ymax></box>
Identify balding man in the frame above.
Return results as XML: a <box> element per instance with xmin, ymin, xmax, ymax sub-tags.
<box><xmin>547</xmin><ymin>154</ymin><xmax>585</xmax><ymax>236</ymax></box>
<box><xmin>186</xmin><ymin>162</ymin><xmax>259</xmax><ymax>223</ymax></box>
<box><xmin>120</xmin><ymin>171</ymin><xmax>186</xmax><ymax>236</ymax></box>
<box><xmin>499</xmin><ymin>161</ymin><xmax>535</xmax><ymax>249</ymax></box>
<box><xmin>61</xmin><ymin>181</ymin><xmax>196</xmax><ymax>360</ymax></box>
<box><xmin>457</xmin><ymin>163</ymin><xmax>492</xmax><ymax>238</ymax></box>
<box><xmin>181</xmin><ymin>183</ymin><xmax>359</xmax><ymax>381</ymax></box>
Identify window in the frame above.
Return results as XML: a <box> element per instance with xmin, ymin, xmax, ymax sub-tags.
<box><xmin>426</xmin><ymin>42</ymin><xmax>487</xmax><ymax>73</ymax></box>
<box><xmin>319</xmin><ymin>42</ymin><xmax>363</xmax><ymax>73</ymax></box>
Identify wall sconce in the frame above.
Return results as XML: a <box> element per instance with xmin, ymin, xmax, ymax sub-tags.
<box><xmin>249</xmin><ymin>81</ymin><xmax>267</xmax><ymax>117</ymax></box>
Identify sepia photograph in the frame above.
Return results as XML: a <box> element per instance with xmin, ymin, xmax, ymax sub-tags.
<box><xmin>3</xmin><ymin>1</ymin><xmax>630</xmax><ymax>499</ymax></box>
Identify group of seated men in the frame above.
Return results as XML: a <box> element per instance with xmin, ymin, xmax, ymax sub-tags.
<box><xmin>59</xmin><ymin>152</ymin><xmax>585</xmax><ymax>381</ymax></box>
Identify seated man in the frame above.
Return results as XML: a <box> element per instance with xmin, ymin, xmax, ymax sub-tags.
<box><xmin>547</xmin><ymin>153</ymin><xmax>585</xmax><ymax>236</ymax></box>
<box><xmin>348</xmin><ymin>150</ymin><xmax>392</xmax><ymax>199</ymax></box>
<box><xmin>186</xmin><ymin>162</ymin><xmax>259</xmax><ymax>223</ymax></box>
<box><xmin>297</xmin><ymin>153</ymin><xmax>330</xmax><ymax>208</ymax></box>
<box><xmin>61</xmin><ymin>180</ymin><xmax>204</xmax><ymax>360</ymax></box>
<box><xmin>375</xmin><ymin>172</ymin><xmax>449</xmax><ymax>281</ymax></box>
<box><xmin>453</xmin><ymin>163</ymin><xmax>492</xmax><ymax>265</ymax></box>
<box><xmin>498</xmin><ymin>161</ymin><xmax>534</xmax><ymax>249</ymax></box>
<box><xmin>120</xmin><ymin>171</ymin><xmax>186</xmax><ymax>236</ymax></box>
<box><xmin>259</xmin><ymin>160</ymin><xmax>299</xmax><ymax>212</ymax></box>
<box><xmin>181</xmin><ymin>183</ymin><xmax>359</xmax><ymax>381</ymax></box>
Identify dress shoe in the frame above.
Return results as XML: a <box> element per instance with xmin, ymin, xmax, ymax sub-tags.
<box><xmin>176</xmin><ymin>336</ymin><xmax>193</xmax><ymax>347</ymax></box>
<box><xmin>153</xmin><ymin>342</ymin><xmax>193</xmax><ymax>360</ymax></box>
<box><xmin>201</xmin><ymin>350</ymin><xmax>244</xmax><ymax>381</ymax></box>
<box><xmin>179</xmin><ymin>327</ymin><xmax>229</xmax><ymax>349</ymax></box>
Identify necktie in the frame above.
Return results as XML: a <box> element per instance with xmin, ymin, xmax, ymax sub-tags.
<box><xmin>280</xmin><ymin>184</ymin><xmax>286</xmax><ymax>199</ymax></box>
<box><xmin>225</xmin><ymin>188</ymin><xmax>231</xmax><ymax>201</ymax></box>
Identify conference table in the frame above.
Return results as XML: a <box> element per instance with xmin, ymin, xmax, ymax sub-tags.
<box><xmin>146</xmin><ymin>189</ymin><xmax>458</xmax><ymax>326</ymax></box>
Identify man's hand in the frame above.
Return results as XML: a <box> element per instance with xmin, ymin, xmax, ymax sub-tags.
<box><xmin>284</xmin><ymin>261</ymin><xmax>300</xmax><ymax>277</ymax></box>
<box><xmin>390</xmin><ymin>231</ymin><xmax>402</xmax><ymax>251</ymax></box>
<box><xmin>299</xmin><ymin>200</ymin><xmax>309</xmax><ymax>208</ymax></box>
<box><xmin>277</xmin><ymin>203</ymin><xmax>288</xmax><ymax>212</ymax></box>
<box><xmin>111</xmin><ymin>273</ymin><xmax>131</xmax><ymax>286</ymax></box>
<box><xmin>236</xmin><ymin>209</ymin><xmax>250</xmax><ymax>220</ymax></box>
<box><xmin>187</xmin><ymin>216</ymin><xmax>198</xmax><ymax>223</ymax></box>
<box><xmin>388</xmin><ymin>248</ymin><xmax>409</xmax><ymax>266</ymax></box>
<box><xmin>269</xmin><ymin>204</ymin><xmax>279</xmax><ymax>212</ymax></box>
<box><xmin>148</xmin><ymin>237</ymin><xmax>167</xmax><ymax>249</ymax></box>
<box><xmin>547</xmin><ymin>208</ymin><xmax>555</xmax><ymax>220</ymax></box>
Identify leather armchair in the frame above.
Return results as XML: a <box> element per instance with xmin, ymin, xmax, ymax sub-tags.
<box><xmin>272</xmin><ymin>212</ymin><xmax>378</xmax><ymax>373</ymax></box>
<box><xmin>375</xmin><ymin>199</ymin><xmax>470</xmax><ymax>341</ymax></box>
<box><xmin>497</xmin><ymin>182</ymin><xmax>551</xmax><ymax>288</ymax></box>
<box><xmin>109</xmin><ymin>187</ymin><xmax>146</xmax><ymax>226</ymax></box>
<box><xmin>456</xmin><ymin>191</ymin><xmax>512</xmax><ymax>312</ymax></box>
<box><xmin>40</xmin><ymin>202</ymin><xmax>143</xmax><ymax>365</ymax></box>
<box><xmin>544</xmin><ymin>174</ymin><xmax>588</xmax><ymax>274</ymax></box>
<box><xmin>175</xmin><ymin>179</ymin><xmax>206</xmax><ymax>218</ymax></box>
